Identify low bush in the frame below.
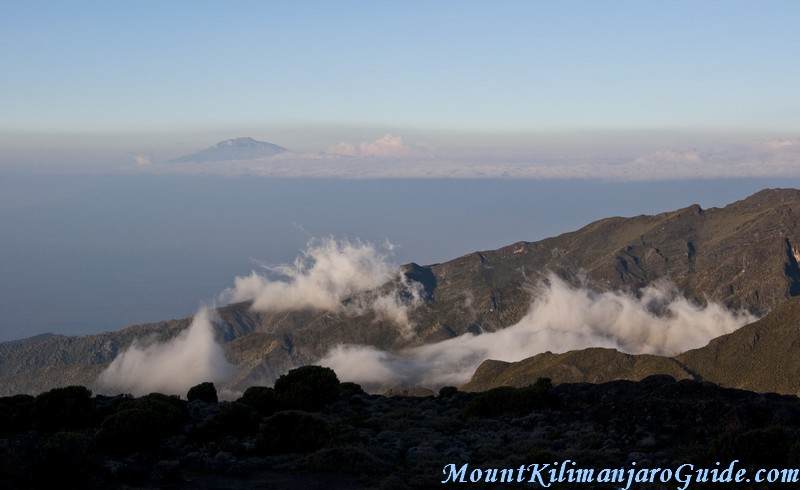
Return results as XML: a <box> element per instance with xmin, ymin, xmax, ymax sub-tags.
<box><xmin>33</xmin><ymin>386</ymin><xmax>94</xmax><ymax>431</ymax></box>
<box><xmin>187</xmin><ymin>382</ymin><xmax>219</xmax><ymax>403</ymax></box>
<box><xmin>194</xmin><ymin>402</ymin><xmax>259</xmax><ymax>441</ymax></box>
<box><xmin>238</xmin><ymin>386</ymin><xmax>281</xmax><ymax>415</ymax></box>
<box><xmin>274</xmin><ymin>365</ymin><xmax>340</xmax><ymax>411</ymax></box>
<box><xmin>257</xmin><ymin>410</ymin><xmax>330</xmax><ymax>454</ymax></box>
<box><xmin>97</xmin><ymin>408</ymin><xmax>167</xmax><ymax>453</ymax></box>
<box><xmin>33</xmin><ymin>431</ymin><xmax>95</xmax><ymax>487</ymax></box>
<box><xmin>118</xmin><ymin>392</ymin><xmax>187</xmax><ymax>430</ymax></box>
<box><xmin>463</xmin><ymin>378</ymin><xmax>553</xmax><ymax>418</ymax></box>
<box><xmin>710</xmin><ymin>426</ymin><xmax>799</xmax><ymax>467</ymax></box>
<box><xmin>0</xmin><ymin>394</ymin><xmax>34</xmax><ymax>434</ymax></box>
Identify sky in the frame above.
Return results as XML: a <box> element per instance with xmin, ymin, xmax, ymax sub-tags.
<box><xmin>1</xmin><ymin>2</ymin><xmax>800</xmax><ymax>341</ymax></box>
<box><xmin>1</xmin><ymin>1</ymin><xmax>799</xmax><ymax>174</ymax></box>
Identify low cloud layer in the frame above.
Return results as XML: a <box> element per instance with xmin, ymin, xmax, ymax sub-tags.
<box><xmin>139</xmin><ymin>134</ymin><xmax>800</xmax><ymax>181</ymax></box>
<box><xmin>222</xmin><ymin>237</ymin><xmax>422</xmax><ymax>335</ymax></box>
<box><xmin>320</xmin><ymin>274</ymin><xmax>756</xmax><ymax>391</ymax></box>
<box><xmin>97</xmin><ymin>308</ymin><xmax>232</xmax><ymax>396</ymax></box>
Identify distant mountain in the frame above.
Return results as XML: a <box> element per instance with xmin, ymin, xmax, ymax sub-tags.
<box><xmin>168</xmin><ymin>137</ymin><xmax>289</xmax><ymax>163</ymax></box>
<box><xmin>3</xmin><ymin>188</ymin><xmax>800</xmax><ymax>396</ymax></box>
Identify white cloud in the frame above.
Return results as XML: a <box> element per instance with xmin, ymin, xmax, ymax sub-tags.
<box><xmin>319</xmin><ymin>274</ymin><xmax>756</xmax><ymax>391</ymax></box>
<box><xmin>134</xmin><ymin>153</ymin><xmax>154</xmax><ymax>166</ymax></box>
<box><xmin>97</xmin><ymin>308</ymin><xmax>233</xmax><ymax>396</ymax></box>
<box><xmin>358</xmin><ymin>134</ymin><xmax>413</xmax><ymax>157</ymax></box>
<box><xmin>326</xmin><ymin>141</ymin><xmax>358</xmax><ymax>156</ymax></box>
<box><xmin>221</xmin><ymin>237</ymin><xmax>422</xmax><ymax>333</ymax></box>
<box><xmin>326</xmin><ymin>134</ymin><xmax>415</xmax><ymax>157</ymax></box>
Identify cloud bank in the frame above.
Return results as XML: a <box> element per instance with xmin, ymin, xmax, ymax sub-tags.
<box><xmin>221</xmin><ymin>237</ymin><xmax>422</xmax><ymax>335</ymax></box>
<box><xmin>319</xmin><ymin>274</ymin><xmax>756</xmax><ymax>391</ymax></box>
<box><xmin>138</xmin><ymin>134</ymin><xmax>800</xmax><ymax>180</ymax></box>
<box><xmin>97</xmin><ymin>308</ymin><xmax>232</xmax><ymax>396</ymax></box>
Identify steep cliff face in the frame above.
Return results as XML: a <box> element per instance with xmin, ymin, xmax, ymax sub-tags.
<box><xmin>3</xmin><ymin>188</ymin><xmax>800</xmax><ymax>395</ymax></box>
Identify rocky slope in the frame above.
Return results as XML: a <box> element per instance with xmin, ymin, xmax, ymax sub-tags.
<box><xmin>464</xmin><ymin>296</ymin><xmax>800</xmax><ymax>396</ymax></box>
<box><xmin>3</xmin><ymin>188</ymin><xmax>800</xmax><ymax>396</ymax></box>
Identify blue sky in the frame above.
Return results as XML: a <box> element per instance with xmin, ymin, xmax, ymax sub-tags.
<box><xmin>1</xmin><ymin>2</ymin><xmax>800</xmax><ymax>338</ymax></box>
<box><xmin>1</xmin><ymin>1</ymin><xmax>799</xmax><ymax>172</ymax></box>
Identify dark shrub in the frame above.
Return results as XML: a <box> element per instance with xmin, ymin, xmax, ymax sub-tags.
<box><xmin>274</xmin><ymin>365</ymin><xmax>340</xmax><ymax>411</ymax></box>
<box><xmin>711</xmin><ymin>426</ymin><xmax>799</xmax><ymax>466</ymax></box>
<box><xmin>33</xmin><ymin>386</ymin><xmax>94</xmax><ymax>431</ymax></box>
<box><xmin>306</xmin><ymin>446</ymin><xmax>389</xmax><ymax>474</ymax></box>
<box><xmin>119</xmin><ymin>393</ymin><xmax>187</xmax><ymax>430</ymax></box>
<box><xmin>187</xmin><ymin>382</ymin><xmax>218</xmax><ymax>403</ymax></box>
<box><xmin>463</xmin><ymin>378</ymin><xmax>552</xmax><ymax>418</ymax></box>
<box><xmin>0</xmin><ymin>394</ymin><xmax>34</xmax><ymax>434</ymax></box>
<box><xmin>194</xmin><ymin>402</ymin><xmax>259</xmax><ymax>441</ymax></box>
<box><xmin>97</xmin><ymin>408</ymin><xmax>167</xmax><ymax>453</ymax></box>
<box><xmin>340</xmin><ymin>382</ymin><xmax>366</xmax><ymax>398</ymax></box>
<box><xmin>438</xmin><ymin>386</ymin><xmax>458</xmax><ymax>398</ymax></box>
<box><xmin>257</xmin><ymin>410</ymin><xmax>330</xmax><ymax>454</ymax></box>
<box><xmin>93</xmin><ymin>394</ymin><xmax>133</xmax><ymax>424</ymax></box>
<box><xmin>238</xmin><ymin>386</ymin><xmax>280</xmax><ymax>415</ymax></box>
<box><xmin>33</xmin><ymin>431</ymin><xmax>95</xmax><ymax>486</ymax></box>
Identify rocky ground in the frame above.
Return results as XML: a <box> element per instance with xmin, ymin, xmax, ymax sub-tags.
<box><xmin>1</xmin><ymin>369</ymin><xmax>800</xmax><ymax>489</ymax></box>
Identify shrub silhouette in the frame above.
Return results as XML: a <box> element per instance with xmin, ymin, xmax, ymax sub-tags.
<box><xmin>257</xmin><ymin>410</ymin><xmax>330</xmax><ymax>454</ymax></box>
<box><xmin>118</xmin><ymin>393</ymin><xmax>187</xmax><ymax>431</ymax></box>
<box><xmin>438</xmin><ymin>386</ymin><xmax>458</xmax><ymax>398</ymax></box>
<box><xmin>339</xmin><ymin>381</ymin><xmax>366</xmax><ymax>398</ymax></box>
<box><xmin>34</xmin><ymin>431</ymin><xmax>95</xmax><ymax>486</ymax></box>
<box><xmin>194</xmin><ymin>402</ymin><xmax>259</xmax><ymax>441</ymax></box>
<box><xmin>463</xmin><ymin>378</ymin><xmax>553</xmax><ymax>418</ymax></box>
<box><xmin>97</xmin><ymin>408</ymin><xmax>167</xmax><ymax>453</ymax></box>
<box><xmin>238</xmin><ymin>386</ymin><xmax>280</xmax><ymax>415</ymax></box>
<box><xmin>0</xmin><ymin>394</ymin><xmax>34</xmax><ymax>435</ymax></box>
<box><xmin>33</xmin><ymin>386</ymin><xmax>94</xmax><ymax>431</ymax></box>
<box><xmin>274</xmin><ymin>365</ymin><xmax>340</xmax><ymax>411</ymax></box>
<box><xmin>187</xmin><ymin>382</ymin><xmax>218</xmax><ymax>403</ymax></box>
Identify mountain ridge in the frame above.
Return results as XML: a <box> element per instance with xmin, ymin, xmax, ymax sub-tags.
<box><xmin>3</xmin><ymin>188</ymin><xmax>800</xmax><ymax>396</ymax></box>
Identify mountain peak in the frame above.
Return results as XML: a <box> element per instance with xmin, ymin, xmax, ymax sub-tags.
<box><xmin>169</xmin><ymin>137</ymin><xmax>289</xmax><ymax>163</ymax></box>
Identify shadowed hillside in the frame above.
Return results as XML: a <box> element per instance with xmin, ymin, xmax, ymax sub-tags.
<box><xmin>677</xmin><ymin>296</ymin><xmax>800</xmax><ymax>394</ymax></box>
<box><xmin>464</xmin><ymin>297</ymin><xmax>800</xmax><ymax>396</ymax></box>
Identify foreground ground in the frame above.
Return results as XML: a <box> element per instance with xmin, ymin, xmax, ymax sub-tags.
<box><xmin>1</xmin><ymin>369</ymin><xmax>799</xmax><ymax>489</ymax></box>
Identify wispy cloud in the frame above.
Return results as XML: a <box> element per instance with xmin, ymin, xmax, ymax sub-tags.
<box><xmin>319</xmin><ymin>274</ymin><xmax>756</xmax><ymax>391</ymax></box>
<box><xmin>134</xmin><ymin>153</ymin><xmax>154</xmax><ymax>166</ymax></box>
<box><xmin>220</xmin><ymin>237</ymin><xmax>422</xmax><ymax>336</ymax></box>
<box><xmin>97</xmin><ymin>308</ymin><xmax>233</xmax><ymax>396</ymax></box>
